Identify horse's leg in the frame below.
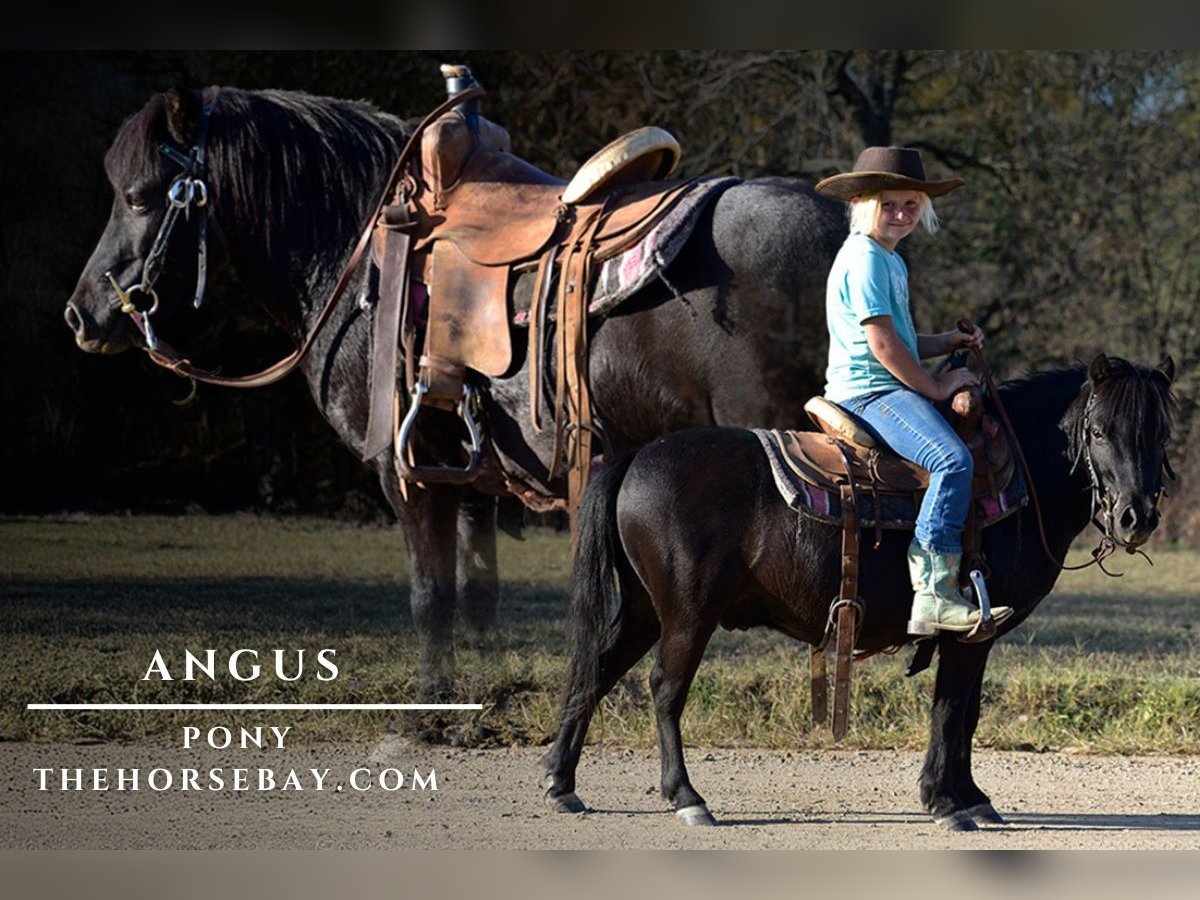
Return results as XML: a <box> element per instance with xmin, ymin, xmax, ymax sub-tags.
<box><xmin>455</xmin><ymin>491</ymin><xmax>499</xmax><ymax>653</ymax></box>
<box><xmin>391</xmin><ymin>481</ymin><xmax>462</xmax><ymax>702</ymax></box>
<box><xmin>951</xmin><ymin>642</ymin><xmax>1007</xmax><ymax>825</ymax></box>
<box><xmin>920</xmin><ymin>637</ymin><xmax>992</xmax><ymax>831</ymax></box>
<box><xmin>650</xmin><ymin>619</ymin><xmax>720</xmax><ymax>826</ymax></box>
<box><xmin>542</xmin><ymin>578</ymin><xmax>660</xmax><ymax>813</ymax></box>
<box><xmin>363</xmin><ymin>476</ymin><xmax>462</xmax><ymax>753</ymax></box>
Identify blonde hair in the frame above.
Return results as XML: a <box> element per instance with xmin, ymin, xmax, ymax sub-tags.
<box><xmin>848</xmin><ymin>192</ymin><xmax>940</xmax><ymax>236</ymax></box>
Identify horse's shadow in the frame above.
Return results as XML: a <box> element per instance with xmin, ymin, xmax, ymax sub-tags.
<box><xmin>587</xmin><ymin>808</ymin><xmax>1200</xmax><ymax>832</ymax></box>
<box><xmin>825</xmin><ymin>810</ymin><xmax>1200</xmax><ymax>832</ymax></box>
<box><xmin>801</xmin><ymin>810</ymin><xmax>1200</xmax><ymax>833</ymax></box>
<box><xmin>1003</xmin><ymin>812</ymin><xmax>1200</xmax><ymax>832</ymax></box>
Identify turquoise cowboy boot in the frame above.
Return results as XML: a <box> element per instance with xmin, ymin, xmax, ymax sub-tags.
<box><xmin>906</xmin><ymin>540</ymin><xmax>1012</xmax><ymax>638</ymax></box>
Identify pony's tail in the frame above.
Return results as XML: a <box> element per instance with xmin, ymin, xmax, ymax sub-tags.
<box><xmin>564</xmin><ymin>449</ymin><xmax>638</xmax><ymax>718</ymax></box>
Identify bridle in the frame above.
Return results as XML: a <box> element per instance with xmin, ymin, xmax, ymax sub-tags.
<box><xmin>960</xmin><ymin>323</ymin><xmax>1170</xmax><ymax>577</ymax></box>
<box><xmin>106</xmin><ymin>89</ymin><xmax>220</xmax><ymax>352</ymax></box>
<box><xmin>1068</xmin><ymin>384</ymin><xmax>1173</xmax><ymax>570</ymax></box>
<box><xmin>103</xmin><ymin>85</ymin><xmax>484</xmax><ymax>391</ymax></box>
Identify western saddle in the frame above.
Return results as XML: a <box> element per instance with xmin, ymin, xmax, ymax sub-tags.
<box><xmin>778</xmin><ymin>374</ymin><xmax>1017</xmax><ymax>739</ymax></box>
<box><xmin>365</xmin><ymin>65</ymin><xmax>691</xmax><ymax>515</ymax></box>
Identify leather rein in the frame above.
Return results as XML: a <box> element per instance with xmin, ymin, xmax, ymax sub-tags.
<box><xmin>111</xmin><ymin>85</ymin><xmax>485</xmax><ymax>390</ymax></box>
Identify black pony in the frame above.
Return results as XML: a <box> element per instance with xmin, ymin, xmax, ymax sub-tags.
<box><xmin>64</xmin><ymin>87</ymin><xmax>846</xmax><ymax>702</ymax></box>
<box><xmin>544</xmin><ymin>354</ymin><xmax>1175</xmax><ymax>830</ymax></box>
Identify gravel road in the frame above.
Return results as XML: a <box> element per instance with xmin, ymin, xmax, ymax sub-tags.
<box><xmin>4</xmin><ymin>740</ymin><xmax>1199</xmax><ymax>849</ymax></box>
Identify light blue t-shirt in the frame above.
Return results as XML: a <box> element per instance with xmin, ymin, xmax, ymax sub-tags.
<box><xmin>823</xmin><ymin>232</ymin><xmax>920</xmax><ymax>403</ymax></box>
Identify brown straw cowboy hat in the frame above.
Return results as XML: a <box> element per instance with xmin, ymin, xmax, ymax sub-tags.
<box><xmin>815</xmin><ymin>147</ymin><xmax>965</xmax><ymax>202</ymax></box>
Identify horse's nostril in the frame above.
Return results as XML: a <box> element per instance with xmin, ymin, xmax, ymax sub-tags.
<box><xmin>64</xmin><ymin>302</ymin><xmax>82</xmax><ymax>334</ymax></box>
<box><xmin>1119</xmin><ymin>506</ymin><xmax>1138</xmax><ymax>532</ymax></box>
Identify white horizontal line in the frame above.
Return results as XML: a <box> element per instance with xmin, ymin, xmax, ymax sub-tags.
<box><xmin>27</xmin><ymin>703</ymin><xmax>483</xmax><ymax>711</ymax></box>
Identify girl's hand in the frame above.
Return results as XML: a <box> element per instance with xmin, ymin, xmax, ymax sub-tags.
<box><xmin>932</xmin><ymin>365</ymin><xmax>979</xmax><ymax>401</ymax></box>
<box><xmin>949</xmin><ymin>322</ymin><xmax>985</xmax><ymax>351</ymax></box>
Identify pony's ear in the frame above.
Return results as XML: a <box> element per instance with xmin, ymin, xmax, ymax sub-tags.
<box><xmin>1156</xmin><ymin>355</ymin><xmax>1175</xmax><ymax>384</ymax></box>
<box><xmin>164</xmin><ymin>87</ymin><xmax>200</xmax><ymax>146</ymax></box>
<box><xmin>1088</xmin><ymin>353</ymin><xmax>1110</xmax><ymax>386</ymax></box>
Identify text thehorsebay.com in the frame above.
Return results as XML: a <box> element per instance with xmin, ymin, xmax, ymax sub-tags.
<box><xmin>33</xmin><ymin>648</ymin><xmax>439</xmax><ymax>794</ymax></box>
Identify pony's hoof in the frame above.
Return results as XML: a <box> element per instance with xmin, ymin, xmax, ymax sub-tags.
<box><xmin>934</xmin><ymin>810</ymin><xmax>980</xmax><ymax>832</ymax></box>
<box><xmin>967</xmin><ymin>802</ymin><xmax>1007</xmax><ymax>826</ymax></box>
<box><xmin>546</xmin><ymin>791</ymin><xmax>588</xmax><ymax>814</ymax></box>
<box><xmin>676</xmin><ymin>803</ymin><xmax>717</xmax><ymax>826</ymax></box>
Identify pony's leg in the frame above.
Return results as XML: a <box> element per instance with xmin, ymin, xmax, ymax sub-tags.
<box><xmin>952</xmin><ymin>643</ymin><xmax>1006</xmax><ymax>825</ymax></box>
<box><xmin>455</xmin><ymin>491</ymin><xmax>499</xmax><ymax>653</ymax></box>
<box><xmin>650</xmin><ymin>621</ymin><xmax>719</xmax><ymax>826</ymax></box>
<box><xmin>920</xmin><ymin>637</ymin><xmax>992</xmax><ymax>832</ymax></box>
<box><xmin>542</xmin><ymin>582</ymin><xmax>660</xmax><ymax>813</ymax></box>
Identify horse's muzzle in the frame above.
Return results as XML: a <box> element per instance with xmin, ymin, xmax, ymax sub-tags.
<box><xmin>1116</xmin><ymin>499</ymin><xmax>1161</xmax><ymax>548</ymax></box>
<box><xmin>64</xmin><ymin>300</ymin><xmax>134</xmax><ymax>354</ymax></box>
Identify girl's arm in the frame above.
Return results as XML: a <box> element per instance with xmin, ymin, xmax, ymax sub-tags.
<box><xmin>865</xmin><ymin>317</ymin><xmax>977</xmax><ymax>401</ymax></box>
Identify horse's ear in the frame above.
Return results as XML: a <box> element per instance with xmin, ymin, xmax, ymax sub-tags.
<box><xmin>164</xmin><ymin>87</ymin><xmax>200</xmax><ymax>146</ymax></box>
<box><xmin>1156</xmin><ymin>355</ymin><xmax>1175</xmax><ymax>384</ymax></box>
<box><xmin>1088</xmin><ymin>353</ymin><xmax>1110</xmax><ymax>386</ymax></box>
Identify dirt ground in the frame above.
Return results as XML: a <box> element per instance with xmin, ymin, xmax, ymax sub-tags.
<box><xmin>3</xmin><ymin>739</ymin><xmax>1199</xmax><ymax>849</ymax></box>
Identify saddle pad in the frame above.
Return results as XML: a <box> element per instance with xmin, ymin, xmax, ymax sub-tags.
<box><xmin>511</xmin><ymin>177</ymin><xmax>740</xmax><ymax>324</ymax></box>
<box><xmin>589</xmin><ymin>176</ymin><xmax>740</xmax><ymax>314</ymax></box>
<box><xmin>753</xmin><ymin>428</ymin><xmax>1027</xmax><ymax>530</ymax></box>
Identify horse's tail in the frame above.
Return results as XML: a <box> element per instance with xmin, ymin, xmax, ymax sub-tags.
<box><xmin>564</xmin><ymin>449</ymin><xmax>638</xmax><ymax>717</ymax></box>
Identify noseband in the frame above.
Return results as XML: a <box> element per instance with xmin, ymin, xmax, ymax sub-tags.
<box><xmin>106</xmin><ymin>89</ymin><xmax>219</xmax><ymax>350</ymax></box>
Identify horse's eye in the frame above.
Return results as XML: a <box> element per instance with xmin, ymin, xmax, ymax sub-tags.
<box><xmin>124</xmin><ymin>192</ymin><xmax>147</xmax><ymax>214</ymax></box>
<box><xmin>1091</xmin><ymin>426</ymin><xmax>1106</xmax><ymax>442</ymax></box>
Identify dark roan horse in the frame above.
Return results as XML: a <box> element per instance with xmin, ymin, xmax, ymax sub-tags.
<box><xmin>544</xmin><ymin>354</ymin><xmax>1175</xmax><ymax>830</ymax></box>
<box><xmin>63</xmin><ymin>87</ymin><xmax>846</xmax><ymax>706</ymax></box>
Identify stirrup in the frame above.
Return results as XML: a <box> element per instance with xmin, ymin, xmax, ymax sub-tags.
<box><xmin>395</xmin><ymin>381</ymin><xmax>483</xmax><ymax>484</ymax></box>
<box><xmin>959</xmin><ymin>569</ymin><xmax>1013</xmax><ymax>643</ymax></box>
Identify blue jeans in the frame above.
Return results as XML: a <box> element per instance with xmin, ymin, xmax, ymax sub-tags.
<box><xmin>841</xmin><ymin>389</ymin><xmax>973</xmax><ymax>554</ymax></box>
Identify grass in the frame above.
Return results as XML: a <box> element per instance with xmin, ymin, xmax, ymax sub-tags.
<box><xmin>2</xmin><ymin>513</ymin><xmax>1198</xmax><ymax>752</ymax></box>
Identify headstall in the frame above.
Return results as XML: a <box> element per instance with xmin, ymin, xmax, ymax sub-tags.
<box><xmin>106</xmin><ymin>89</ymin><xmax>219</xmax><ymax>350</ymax></box>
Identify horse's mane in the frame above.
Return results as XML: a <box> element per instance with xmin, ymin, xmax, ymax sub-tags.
<box><xmin>106</xmin><ymin>87</ymin><xmax>408</xmax><ymax>264</ymax></box>
<box><xmin>999</xmin><ymin>359</ymin><xmax>1175</xmax><ymax>460</ymax></box>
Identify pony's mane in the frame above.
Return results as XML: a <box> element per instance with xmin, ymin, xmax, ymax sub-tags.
<box><xmin>1000</xmin><ymin>359</ymin><xmax>1175</xmax><ymax>460</ymax></box>
<box><xmin>1085</xmin><ymin>357</ymin><xmax>1176</xmax><ymax>445</ymax></box>
<box><xmin>105</xmin><ymin>88</ymin><xmax>409</xmax><ymax>263</ymax></box>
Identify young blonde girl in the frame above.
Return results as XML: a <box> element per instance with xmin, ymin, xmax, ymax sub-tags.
<box><xmin>816</xmin><ymin>147</ymin><xmax>1011</xmax><ymax>637</ymax></box>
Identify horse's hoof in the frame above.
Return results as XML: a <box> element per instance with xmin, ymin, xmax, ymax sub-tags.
<box><xmin>934</xmin><ymin>810</ymin><xmax>979</xmax><ymax>832</ymax></box>
<box><xmin>967</xmin><ymin>802</ymin><xmax>1007</xmax><ymax>826</ymax></box>
<box><xmin>546</xmin><ymin>791</ymin><xmax>588</xmax><ymax>814</ymax></box>
<box><xmin>676</xmin><ymin>803</ymin><xmax>717</xmax><ymax>826</ymax></box>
